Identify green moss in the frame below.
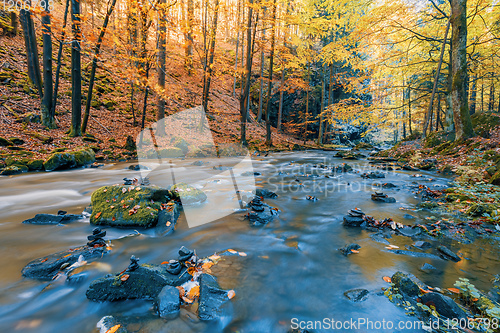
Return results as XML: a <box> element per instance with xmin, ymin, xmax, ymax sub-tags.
<box><xmin>170</xmin><ymin>182</ymin><xmax>207</xmax><ymax>204</ymax></box>
<box><xmin>467</xmin><ymin>203</ymin><xmax>496</xmax><ymax>217</ymax></box>
<box><xmin>74</xmin><ymin>148</ymin><xmax>95</xmax><ymax>166</ymax></box>
<box><xmin>27</xmin><ymin>159</ymin><xmax>44</xmax><ymax>171</ymax></box>
<box><xmin>471</xmin><ymin>113</ymin><xmax>500</xmax><ymax>138</ymax></box>
<box><xmin>419</xmin><ymin>201</ymin><xmax>439</xmax><ymax>209</ymax></box>
<box><xmin>171</xmin><ymin>137</ymin><xmax>189</xmax><ymax>154</ymax></box>
<box><xmin>90</xmin><ymin>185</ymin><xmax>172</xmax><ymax>227</ymax></box>
<box><xmin>490</xmin><ymin>171</ymin><xmax>500</xmax><ymax>186</ymax></box>
<box><xmin>0</xmin><ymin>164</ymin><xmax>28</xmax><ymax>175</ymax></box>
<box><xmin>158</xmin><ymin>147</ymin><xmax>183</xmax><ymax>158</ymax></box>
<box><xmin>0</xmin><ymin>137</ymin><xmax>14</xmax><ymax>146</ymax></box>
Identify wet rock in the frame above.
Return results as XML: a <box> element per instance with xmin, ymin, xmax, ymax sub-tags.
<box><xmin>370</xmin><ymin>233</ymin><xmax>390</xmax><ymax>245</ymax></box>
<box><xmin>401</xmin><ymin>164</ymin><xmax>419</xmax><ymax>171</ymax></box>
<box><xmin>371</xmin><ymin>192</ymin><xmax>396</xmax><ymax>203</ymax></box>
<box><xmin>420</xmin><ymin>263</ymin><xmax>436</xmax><ymax>271</ymax></box>
<box><xmin>27</xmin><ymin>159</ymin><xmax>44</xmax><ymax>171</ymax></box>
<box><xmin>192</xmin><ymin>160</ymin><xmax>205</xmax><ymax>166</ymax></box>
<box><xmin>391</xmin><ymin>250</ymin><xmax>443</xmax><ymax>260</ymax></box>
<box><xmin>391</xmin><ymin>271</ymin><xmax>426</xmax><ymax>297</ymax></box>
<box><xmin>247</xmin><ymin>196</ymin><xmax>278</xmax><ymax>226</ymax></box>
<box><xmin>343</xmin><ymin>208</ymin><xmax>365</xmax><ymax>227</ymax></box>
<box><xmin>339</xmin><ymin>243</ymin><xmax>361</xmax><ymax>256</ymax></box>
<box><xmin>437</xmin><ymin>245</ymin><xmax>461</xmax><ymax>262</ymax></box>
<box><xmin>90</xmin><ymin>185</ymin><xmax>172</xmax><ymax>228</ymax></box>
<box><xmin>22</xmin><ymin>245</ymin><xmax>108</xmax><ymax>280</ymax></box>
<box><xmin>0</xmin><ymin>136</ymin><xmax>14</xmax><ymax>146</ymax></box>
<box><xmin>403</xmin><ymin>214</ymin><xmax>416</xmax><ymax>219</ymax></box>
<box><xmin>344</xmin><ymin>289</ymin><xmax>369</xmax><ymax>302</ymax></box>
<box><xmin>419</xmin><ymin>292</ymin><xmax>467</xmax><ymax>319</ymax></box>
<box><xmin>97</xmin><ymin>316</ymin><xmax>128</xmax><ymax>333</ymax></box>
<box><xmin>255</xmin><ymin>188</ymin><xmax>278</xmax><ymax>199</ymax></box>
<box><xmin>178</xmin><ymin>246</ymin><xmax>194</xmax><ymax>262</ymax></box>
<box><xmin>0</xmin><ymin>164</ymin><xmax>28</xmax><ymax>175</ymax></box>
<box><xmin>373</xmin><ymin>182</ymin><xmax>397</xmax><ymax>188</ymax></box>
<box><xmin>413</xmin><ymin>241</ymin><xmax>432</xmax><ymax>249</ymax></box>
<box><xmin>22</xmin><ymin>213</ymin><xmax>84</xmax><ymax>224</ymax></box>
<box><xmin>123</xmin><ymin>177</ymin><xmax>133</xmax><ymax>185</ymax></box>
<box><xmin>413</xmin><ymin>241</ymin><xmax>432</xmax><ymax>250</ymax></box>
<box><xmin>198</xmin><ymin>274</ymin><xmax>232</xmax><ymax>321</ymax></box>
<box><xmin>397</xmin><ymin>226</ymin><xmax>421</xmax><ymax>237</ymax></box>
<box><xmin>361</xmin><ymin>171</ymin><xmax>385</xmax><ymax>179</ymax></box>
<box><xmin>165</xmin><ymin>260</ymin><xmax>182</xmax><ymax>275</ymax></box>
<box><xmin>128</xmin><ymin>164</ymin><xmax>150</xmax><ymax>171</ymax></box>
<box><xmin>171</xmin><ymin>182</ymin><xmax>207</xmax><ymax>205</ymax></box>
<box><xmin>334</xmin><ymin>163</ymin><xmax>352</xmax><ymax>173</ymax></box>
<box><xmin>306</xmin><ymin>195</ymin><xmax>318</xmax><ymax>201</ymax></box>
<box><xmin>128</xmin><ymin>255</ymin><xmax>140</xmax><ymax>271</ymax></box>
<box><xmin>156</xmin><ymin>285</ymin><xmax>180</xmax><ymax>319</ymax></box>
<box><xmin>155</xmin><ymin>205</ymin><xmax>180</xmax><ymax>236</ymax></box>
<box><xmin>86</xmin><ymin>261</ymin><xmax>191</xmax><ymax>301</ymax></box>
<box><xmin>87</xmin><ymin>227</ymin><xmax>107</xmax><ymax>247</ymax></box>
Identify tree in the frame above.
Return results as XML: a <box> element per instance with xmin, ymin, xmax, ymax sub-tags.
<box><xmin>264</xmin><ymin>0</ymin><xmax>277</xmax><ymax>146</ymax></box>
<box><xmin>202</xmin><ymin>0</ymin><xmax>220</xmax><ymax>113</ymax></box>
<box><xmin>157</xmin><ymin>0</ymin><xmax>167</xmax><ymax>136</ymax></box>
<box><xmin>41</xmin><ymin>0</ymin><xmax>55</xmax><ymax>128</ymax></box>
<box><xmin>69</xmin><ymin>0</ymin><xmax>82</xmax><ymax>137</ymax></box>
<box><xmin>53</xmin><ymin>0</ymin><xmax>70</xmax><ymax>119</ymax></box>
<box><xmin>450</xmin><ymin>0</ymin><xmax>473</xmax><ymax>141</ymax></box>
<box><xmin>19</xmin><ymin>3</ymin><xmax>42</xmax><ymax>97</ymax></box>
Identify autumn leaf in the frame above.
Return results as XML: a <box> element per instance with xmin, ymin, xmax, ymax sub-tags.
<box><xmin>122</xmin><ymin>188</ymin><xmax>127</xmax><ymax>194</ymax></box>
<box><xmin>188</xmin><ymin>285</ymin><xmax>200</xmax><ymax>299</ymax></box>
<box><xmin>447</xmin><ymin>288</ymin><xmax>461</xmax><ymax>294</ymax></box>
<box><xmin>41</xmin><ymin>258</ymin><xmax>48</xmax><ymax>263</ymax></box>
<box><xmin>106</xmin><ymin>325</ymin><xmax>121</xmax><ymax>333</ymax></box>
<box><xmin>187</xmin><ymin>267</ymin><xmax>196</xmax><ymax>275</ymax></box>
<box><xmin>227</xmin><ymin>290</ymin><xmax>236</xmax><ymax>299</ymax></box>
<box><xmin>176</xmin><ymin>286</ymin><xmax>185</xmax><ymax>297</ymax></box>
<box><xmin>120</xmin><ymin>274</ymin><xmax>130</xmax><ymax>281</ymax></box>
<box><xmin>95</xmin><ymin>212</ymin><xmax>102</xmax><ymax>219</ymax></box>
<box><xmin>383</xmin><ymin>276</ymin><xmax>391</xmax><ymax>283</ymax></box>
<box><xmin>238</xmin><ymin>252</ymin><xmax>247</xmax><ymax>257</ymax></box>
<box><xmin>350</xmin><ymin>249</ymin><xmax>359</xmax><ymax>253</ymax></box>
<box><xmin>182</xmin><ymin>296</ymin><xmax>193</xmax><ymax>304</ymax></box>
<box><xmin>112</xmin><ymin>217</ymin><xmax>116</xmax><ymax>221</ymax></box>
<box><xmin>227</xmin><ymin>249</ymin><xmax>237</xmax><ymax>254</ymax></box>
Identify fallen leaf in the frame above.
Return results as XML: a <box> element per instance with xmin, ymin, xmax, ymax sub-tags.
<box><xmin>447</xmin><ymin>288</ymin><xmax>461</xmax><ymax>294</ymax></box>
<box><xmin>176</xmin><ymin>286</ymin><xmax>185</xmax><ymax>297</ymax></box>
<box><xmin>227</xmin><ymin>249</ymin><xmax>237</xmax><ymax>254</ymax></box>
<box><xmin>182</xmin><ymin>296</ymin><xmax>193</xmax><ymax>304</ymax></box>
<box><xmin>227</xmin><ymin>290</ymin><xmax>236</xmax><ymax>299</ymax></box>
<box><xmin>41</xmin><ymin>258</ymin><xmax>48</xmax><ymax>263</ymax></box>
<box><xmin>103</xmin><ymin>189</ymin><xmax>107</xmax><ymax>192</ymax></box>
<box><xmin>187</xmin><ymin>267</ymin><xmax>196</xmax><ymax>275</ymax></box>
<box><xmin>208</xmin><ymin>254</ymin><xmax>220</xmax><ymax>261</ymax></box>
<box><xmin>161</xmin><ymin>261</ymin><xmax>169</xmax><ymax>265</ymax></box>
<box><xmin>383</xmin><ymin>276</ymin><xmax>392</xmax><ymax>283</ymax></box>
<box><xmin>238</xmin><ymin>252</ymin><xmax>247</xmax><ymax>257</ymax></box>
<box><xmin>122</xmin><ymin>188</ymin><xmax>127</xmax><ymax>193</ymax></box>
<box><xmin>112</xmin><ymin>217</ymin><xmax>116</xmax><ymax>222</ymax></box>
<box><xmin>110</xmin><ymin>205</ymin><xmax>115</xmax><ymax>209</ymax></box>
<box><xmin>188</xmin><ymin>285</ymin><xmax>200</xmax><ymax>299</ymax></box>
<box><xmin>120</xmin><ymin>274</ymin><xmax>130</xmax><ymax>281</ymax></box>
<box><xmin>202</xmin><ymin>262</ymin><xmax>214</xmax><ymax>272</ymax></box>
<box><xmin>95</xmin><ymin>212</ymin><xmax>102</xmax><ymax>219</ymax></box>
<box><xmin>166</xmin><ymin>221</ymin><xmax>171</xmax><ymax>227</ymax></box>
<box><xmin>419</xmin><ymin>287</ymin><xmax>431</xmax><ymax>294</ymax></box>
<box><xmin>106</xmin><ymin>325</ymin><xmax>121</xmax><ymax>333</ymax></box>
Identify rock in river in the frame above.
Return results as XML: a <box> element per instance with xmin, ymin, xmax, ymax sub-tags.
<box><xmin>86</xmin><ymin>256</ymin><xmax>191</xmax><ymax>301</ymax></box>
<box><xmin>371</xmin><ymin>192</ymin><xmax>396</xmax><ymax>203</ymax></box>
<box><xmin>343</xmin><ymin>208</ymin><xmax>365</xmax><ymax>227</ymax></box>
<box><xmin>437</xmin><ymin>245</ymin><xmax>461</xmax><ymax>262</ymax></box>
<box><xmin>199</xmin><ymin>273</ymin><xmax>233</xmax><ymax>321</ymax></box>
<box><xmin>391</xmin><ymin>271</ymin><xmax>427</xmax><ymax>298</ymax></box>
<box><xmin>419</xmin><ymin>292</ymin><xmax>467</xmax><ymax>319</ymax></box>
<box><xmin>344</xmin><ymin>289</ymin><xmax>369</xmax><ymax>302</ymax></box>
<box><xmin>247</xmin><ymin>196</ymin><xmax>279</xmax><ymax>226</ymax></box>
<box><xmin>156</xmin><ymin>285</ymin><xmax>181</xmax><ymax>319</ymax></box>
<box><xmin>170</xmin><ymin>182</ymin><xmax>207</xmax><ymax>205</ymax></box>
<box><xmin>255</xmin><ymin>188</ymin><xmax>278</xmax><ymax>199</ymax></box>
<box><xmin>339</xmin><ymin>243</ymin><xmax>361</xmax><ymax>256</ymax></box>
<box><xmin>22</xmin><ymin>212</ymin><xmax>84</xmax><ymax>224</ymax></box>
<box><xmin>90</xmin><ymin>185</ymin><xmax>174</xmax><ymax>228</ymax></box>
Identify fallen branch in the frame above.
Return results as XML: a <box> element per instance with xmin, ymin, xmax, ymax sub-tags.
<box><xmin>90</xmin><ymin>114</ymin><xmax>112</xmax><ymax>136</ymax></box>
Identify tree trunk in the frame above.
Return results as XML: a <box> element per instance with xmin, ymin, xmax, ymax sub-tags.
<box><xmin>41</xmin><ymin>1</ymin><xmax>55</xmax><ymax>128</ymax></box>
<box><xmin>450</xmin><ymin>0</ymin><xmax>473</xmax><ymax>141</ymax></box>
<box><xmin>19</xmin><ymin>5</ymin><xmax>42</xmax><ymax>97</ymax></box>
<box><xmin>408</xmin><ymin>87</ymin><xmax>412</xmax><ymax>134</ymax></box>
<box><xmin>232</xmin><ymin>0</ymin><xmax>241</xmax><ymax>97</ymax></box>
<box><xmin>202</xmin><ymin>0</ymin><xmax>220</xmax><ymax>114</ymax></box>
<box><xmin>423</xmin><ymin>20</ymin><xmax>450</xmax><ymax>138</ymax></box>
<box><xmin>264</xmin><ymin>0</ymin><xmax>277</xmax><ymax>146</ymax></box>
<box><xmin>444</xmin><ymin>47</ymin><xmax>454</xmax><ymax>132</ymax></box>
<box><xmin>257</xmin><ymin>7</ymin><xmax>266</xmax><ymax>122</ymax></box>
<box><xmin>69</xmin><ymin>0</ymin><xmax>82</xmax><ymax>137</ymax></box>
<box><xmin>277</xmin><ymin>68</ymin><xmax>286</xmax><ymax>133</ymax></box>
<box><xmin>488</xmin><ymin>73</ymin><xmax>495</xmax><ymax>112</ymax></box>
<box><xmin>82</xmin><ymin>0</ymin><xmax>118</xmax><ymax>133</ymax></box>
<box><xmin>185</xmin><ymin>0</ymin><xmax>194</xmax><ymax>74</ymax></box>
<box><xmin>239</xmin><ymin>0</ymin><xmax>254</xmax><ymax>145</ymax></box>
<box><xmin>156</xmin><ymin>0</ymin><xmax>167</xmax><ymax>136</ymax></box>
<box><xmin>469</xmin><ymin>73</ymin><xmax>477</xmax><ymax>115</ymax></box>
<box><xmin>52</xmin><ymin>0</ymin><xmax>70</xmax><ymax>120</ymax></box>
<box><xmin>304</xmin><ymin>87</ymin><xmax>309</xmax><ymax>144</ymax></box>
<box><xmin>317</xmin><ymin>64</ymin><xmax>325</xmax><ymax>144</ymax></box>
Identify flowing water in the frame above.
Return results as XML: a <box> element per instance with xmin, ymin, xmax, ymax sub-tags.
<box><xmin>0</xmin><ymin>150</ymin><xmax>499</xmax><ymax>333</ymax></box>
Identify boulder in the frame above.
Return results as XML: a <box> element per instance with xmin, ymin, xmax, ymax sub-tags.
<box><xmin>22</xmin><ymin>245</ymin><xmax>108</xmax><ymax>280</ymax></box>
<box><xmin>156</xmin><ymin>285</ymin><xmax>180</xmax><ymax>319</ymax></box>
<box><xmin>371</xmin><ymin>192</ymin><xmax>396</xmax><ymax>203</ymax></box>
<box><xmin>96</xmin><ymin>316</ymin><xmax>128</xmax><ymax>333</ymax></box>
<box><xmin>0</xmin><ymin>136</ymin><xmax>13</xmax><ymax>146</ymax></box>
<box><xmin>198</xmin><ymin>273</ymin><xmax>231</xmax><ymax>321</ymax></box>
<box><xmin>419</xmin><ymin>292</ymin><xmax>467</xmax><ymax>319</ymax></box>
<box><xmin>90</xmin><ymin>185</ymin><xmax>172</xmax><ymax>228</ymax></box>
<box><xmin>27</xmin><ymin>159</ymin><xmax>44</xmax><ymax>171</ymax></box>
<box><xmin>255</xmin><ymin>188</ymin><xmax>278</xmax><ymax>199</ymax></box>
<box><xmin>391</xmin><ymin>271</ymin><xmax>426</xmax><ymax>297</ymax></box>
<box><xmin>22</xmin><ymin>213</ymin><xmax>83</xmax><ymax>224</ymax></box>
<box><xmin>437</xmin><ymin>245</ymin><xmax>461</xmax><ymax>262</ymax></box>
<box><xmin>0</xmin><ymin>164</ymin><xmax>28</xmax><ymax>175</ymax></box>
<box><xmin>361</xmin><ymin>172</ymin><xmax>385</xmax><ymax>179</ymax></box>
<box><xmin>43</xmin><ymin>148</ymin><xmax>95</xmax><ymax>171</ymax></box>
<box><xmin>344</xmin><ymin>289</ymin><xmax>369</xmax><ymax>302</ymax></box>
<box><xmin>339</xmin><ymin>243</ymin><xmax>361</xmax><ymax>256</ymax></box>
<box><xmin>155</xmin><ymin>204</ymin><xmax>180</xmax><ymax>236</ymax></box>
<box><xmin>86</xmin><ymin>262</ymin><xmax>191</xmax><ymax>301</ymax></box>
<box><xmin>343</xmin><ymin>208</ymin><xmax>365</xmax><ymax>227</ymax></box>
<box><xmin>171</xmin><ymin>182</ymin><xmax>207</xmax><ymax>205</ymax></box>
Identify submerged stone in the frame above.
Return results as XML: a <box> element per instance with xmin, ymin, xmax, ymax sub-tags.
<box><xmin>437</xmin><ymin>245</ymin><xmax>461</xmax><ymax>262</ymax></box>
<box><xmin>156</xmin><ymin>285</ymin><xmax>180</xmax><ymax>319</ymax></box>
<box><xmin>419</xmin><ymin>292</ymin><xmax>467</xmax><ymax>319</ymax></box>
<box><xmin>255</xmin><ymin>188</ymin><xmax>278</xmax><ymax>199</ymax></box>
<box><xmin>22</xmin><ymin>213</ymin><xmax>83</xmax><ymax>224</ymax></box>
<box><xmin>198</xmin><ymin>273</ymin><xmax>231</xmax><ymax>321</ymax></box>
<box><xmin>344</xmin><ymin>289</ymin><xmax>369</xmax><ymax>302</ymax></box>
<box><xmin>391</xmin><ymin>271</ymin><xmax>426</xmax><ymax>297</ymax></box>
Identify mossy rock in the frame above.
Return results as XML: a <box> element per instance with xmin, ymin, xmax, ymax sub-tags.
<box><xmin>82</xmin><ymin>136</ymin><xmax>98</xmax><ymax>143</ymax></box>
<box><xmin>170</xmin><ymin>183</ymin><xmax>207</xmax><ymax>205</ymax></box>
<box><xmin>467</xmin><ymin>203</ymin><xmax>496</xmax><ymax>217</ymax></box>
<box><xmin>18</xmin><ymin>112</ymin><xmax>41</xmax><ymax>124</ymax></box>
<box><xmin>103</xmin><ymin>100</ymin><xmax>117</xmax><ymax>110</ymax></box>
<box><xmin>27</xmin><ymin>159</ymin><xmax>44</xmax><ymax>171</ymax></box>
<box><xmin>419</xmin><ymin>201</ymin><xmax>439</xmax><ymax>209</ymax></box>
<box><xmin>0</xmin><ymin>165</ymin><xmax>28</xmax><ymax>175</ymax></box>
<box><xmin>490</xmin><ymin>171</ymin><xmax>500</xmax><ymax>186</ymax></box>
<box><xmin>52</xmin><ymin>148</ymin><xmax>67</xmax><ymax>153</ymax></box>
<box><xmin>91</xmin><ymin>99</ymin><xmax>101</xmax><ymax>108</ymax></box>
<box><xmin>5</xmin><ymin>157</ymin><xmax>26</xmax><ymax>167</ymax></box>
<box><xmin>353</xmin><ymin>142</ymin><xmax>373</xmax><ymax>150</ymax></box>
<box><xmin>171</xmin><ymin>137</ymin><xmax>189</xmax><ymax>154</ymax></box>
<box><xmin>7</xmin><ymin>146</ymin><xmax>24</xmax><ymax>151</ymax></box>
<box><xmin>445</xmin><ymin>193</ymin><xmax>472</xmax><ymax>202</ymax></box>
<box><xmin>109</xmin><ymin>138</ymin><xmax>116</xmax><ymax>143</ymax></box>
<box><xmin>9</xmin><ymin>137</ymin><xmax>24</xmax><ymax>145</ymax></box>
<box><xmin>43</xmin><ymin>148</ymin><xmax>95</xmax><ymax>171</ymax></box>
<box><xmin>471</xmin><ymin>113</ymin><xmax>500</xmax><ymax>138</ymax></box>
<box><xmin>158</xmin><ymin>147</ymin><xmax>183</xmax><ymax>158</ymax></box>
<box><xmin>90</xmin><ymin>185</ymin><xmax>171</xmax><ymax>227</ymax></box>
<box><xmin>24</xmin><ymin>131</ymin><xmax>53</xmax><ymax>144</ymax></box>
<box><xmin>0</xmin><ymin>137</ymin><xmax>14</xmax><ymax>146</ymax></box>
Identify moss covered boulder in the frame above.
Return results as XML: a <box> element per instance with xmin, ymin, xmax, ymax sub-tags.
<box><xmin>0</xmin><ymin>137</ymin><xmax>13</xmax><ymax>146</ymax></box>
<box><xmin>158</xmin><ymin>147</ymin><xmax>184</xmax><ymax>158</ymax></box>
<box><xmin>90</xmin><ymin>185</ymin><xmax>172</xmax><ymax>227</ymax></box>
<box><xmin>27</xmin><ymin>159</ymin><xmax>44</xmax><ymax>171</ymax></box>
<box><xmin>171</xmin><ymin>137</ymin><xmax>189</xmax><ymax>154</ymax></box>
<box><xmin>0</xmin><ymin>165</ymin><xmax>28</xmax><ymax>175</ymax></box>
<box><xmin>490</xmin><ymin>171</ymin><xmax>500</xmax><ymax>186</ymax></box>
<box><xmin>43</xmin><ymin>148</ymin><xmax>95</xmax><ymax>171</ymax></box>
<box><xmin>171</xmin><ymin>182</ymin><xmax>207</xmax><ymax>205</ymax></box>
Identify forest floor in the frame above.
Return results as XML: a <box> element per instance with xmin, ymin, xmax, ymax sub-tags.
<box><xmin>0</xmin><ymin>31</ymin><xmax>307</xmax><ymax>164</ymax></box>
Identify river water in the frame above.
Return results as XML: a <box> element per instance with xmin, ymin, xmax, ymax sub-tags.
<box><xmin>0</xmin><ymin>150</ymin><xmax>498</xmax><ymax>332</ymax></box>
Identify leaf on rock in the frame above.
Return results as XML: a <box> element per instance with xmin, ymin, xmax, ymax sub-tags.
<box><xmin>120</xmin><ymin>274</ymin><xmax>129</xmax><ymax>281</ymax></box>
<box><xmin>106</xmin><ymin>325</ymin><xmax>121</xmax><ymax>333</ymax></box>
<box><xmin>447</xmin><ymin>288</ymin><xmax>460</xmax><ymax>294</ymax></box>
<box><xmin>238</xmin><ymin>252</ymin><xmax>247</xmax><ymax>257</ymax></box>
<box><xmin>122</xmin><ymin>188</ymin><xmax>127</xmax><ymax>194</ymax></box>
<box><xmin>95</xmin><ymin>212</ymin><xmax>102</xmax><ymax>219</ymax></box>
<box><xmin>227</xmin><ymin>290</ymin><xmax>236</xmax><ymax>299</ymax></box>
<box><xmin>227</xmin><ymin>249</ymin><xmax>237</xmax><ymax>254</ymax></box>
<box><xmin>383</xmin><ymin>276</ymin><xmax>392</xmax><ymax>283</ymax></box>
<box><xmin>176</xmin><ymin>286</ymin><xmax>185</xmax><ymax>297</ymax></box>
<box><xmin>188</xmin><ymin>285</ymin><xmax>200</xmax><ymax>299</ymax></box>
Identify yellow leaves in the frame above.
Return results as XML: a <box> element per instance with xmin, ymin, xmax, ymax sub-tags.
<box><xmin>227</xmin><ymin>290</ymin><xmax>236</xmax><ymax>299</ymax></box>
<box><xmin>188</xmin><ymin>285</ymin><xmax>200</xmax><ymax>299</ymax></box>
<box><xmin>202</xmin><ymin>261</ymin><xmax>214</xmax><ymax>273</ymax></box>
